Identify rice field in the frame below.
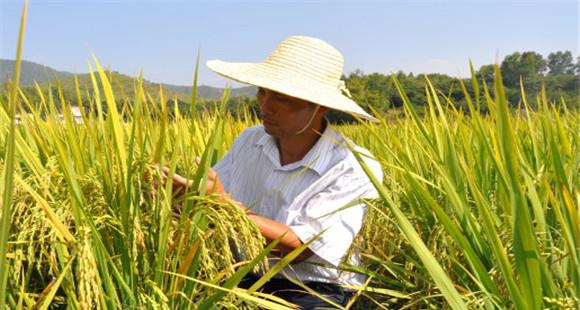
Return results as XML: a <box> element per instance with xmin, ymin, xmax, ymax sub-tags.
<box><xmin>1</xmin><ymin>4</ymin><xmax>579</xmax><ymax>309</ymax></box>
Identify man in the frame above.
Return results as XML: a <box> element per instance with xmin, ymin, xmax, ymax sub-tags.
<box><xmin>165</xmin><ymin>36</ymin><xmax>382</xmax><ymax>308</ymax></box>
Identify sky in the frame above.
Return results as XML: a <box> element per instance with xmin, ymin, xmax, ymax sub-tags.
<box><xmin>1</xmin><ymin>0</ymin><xmax>578</xmax><ymax>87</ymax></box>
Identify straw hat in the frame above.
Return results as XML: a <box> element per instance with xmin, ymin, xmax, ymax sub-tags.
<box><xmin>206</xmin><ymin>35</ymin><xmax>378</xmax><ymax>122</ymax></box>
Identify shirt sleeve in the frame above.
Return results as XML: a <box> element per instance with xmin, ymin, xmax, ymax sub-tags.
<box><xmin>289</xmin><ymin>171</ymin><xmax>379</xmax><ymax>267</ymax></box>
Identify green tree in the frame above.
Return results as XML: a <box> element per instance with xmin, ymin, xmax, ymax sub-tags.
<box><xmin>500</xmin><ymin>51</ymin><xmax>546</xmax><ymax>88</ymax></box>
<box><xmin>477</xmin><ymin>64</ymin><xmax>495</xmax><ymax>84</ymax></box>
<box><xmin>547</xmin><ymin>51</ymin><xmax>575</xmax><ymax>75</ymax></box>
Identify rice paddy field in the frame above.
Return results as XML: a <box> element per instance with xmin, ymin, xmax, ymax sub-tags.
<box><xmin>1</xmin><ymin>5</ymin><xmax>579</xmax><ymax>310</ymax></box>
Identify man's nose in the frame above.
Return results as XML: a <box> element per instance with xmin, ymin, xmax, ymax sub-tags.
<box><xmin>259</xmin><ymin>94</ymin><xmax>276</xmax><ymax>115</ymax></box>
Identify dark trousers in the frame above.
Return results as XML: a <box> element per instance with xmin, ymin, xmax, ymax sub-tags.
<box><xmin>239</xmin><ymin>274</ymin><xmax>353</xmax><ymax>309</ymax></box>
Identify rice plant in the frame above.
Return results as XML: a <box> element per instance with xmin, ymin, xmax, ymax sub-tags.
<box><xmin>342</xmin><ymin>67</ymin><xmax>579</xmax><ymax>309</ymax></box>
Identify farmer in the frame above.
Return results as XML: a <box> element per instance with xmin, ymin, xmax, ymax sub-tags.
<box><xmin>164</xmin><ymin>35</ymin><xmax>382</xmax><ymax>308</ymax></box>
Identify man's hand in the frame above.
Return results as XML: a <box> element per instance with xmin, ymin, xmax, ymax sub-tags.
<box><xmin>157</xmin><ymin>166</ymin><xmax>192</xmax><ymax>194</ymax></box>
<box><xmin>156</xmin><ymin>161</ymin><xmax>225</xmax><ymax>195</ymax></box>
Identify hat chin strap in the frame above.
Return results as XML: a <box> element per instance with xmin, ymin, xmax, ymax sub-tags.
<box><xmin>294</xmin><ymin>105</ymin><xmax>321</xmax><ymax>136</ymax></box>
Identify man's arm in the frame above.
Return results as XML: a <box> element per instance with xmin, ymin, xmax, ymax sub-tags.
<box><xmin>244</xmin><ymin>210</ymin><xmax>314</xmax><ymax>262</ymax></box>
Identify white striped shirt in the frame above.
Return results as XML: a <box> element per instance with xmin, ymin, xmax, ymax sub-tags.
<box><xmin>213</xmin><ymin>124</ymin><xmax>382</xmax><ymax>286</ymax></box>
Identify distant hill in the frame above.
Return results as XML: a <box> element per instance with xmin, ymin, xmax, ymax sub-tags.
<box><xmin>162</xmin><ymin>84</ymin><xmax>257</xmax><ymax>100</ymax></box>
<box><xmin>0</xmin><ymin>59</ymin><xmax>256</xmax><ymax>100</ymax></box>
<box><xmin>0</xmin><ymin>59</ymin><xmax>74</xmax><ymax>85</ymax></box>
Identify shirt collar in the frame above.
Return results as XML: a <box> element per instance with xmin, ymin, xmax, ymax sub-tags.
<box><xmin>255</xmin><ymin>121</ymin><xmax>341</xmax><ymax>175</ymax></box>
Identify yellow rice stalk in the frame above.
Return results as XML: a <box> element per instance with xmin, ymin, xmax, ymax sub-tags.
<box><xmin>140</xmin><ymin>164</ymin><xmax>268</xmax><ymax>280</ymax></box>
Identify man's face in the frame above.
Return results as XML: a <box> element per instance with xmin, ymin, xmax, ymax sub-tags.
<box><xmin>257</xmin><ymin>87</ymin><xmax>322</xmax><ymax>138</ymax></box>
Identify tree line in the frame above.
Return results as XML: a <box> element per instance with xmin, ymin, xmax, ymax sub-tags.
<box><xmin>345</xmin><ymin>51</ymin><xmax>578</xmax><ymax>113</ymax></box>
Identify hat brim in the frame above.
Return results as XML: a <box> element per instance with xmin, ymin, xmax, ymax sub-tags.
<box><xmin>207</xmin><ymin>60</ymin><xmax>378</xmax><ymax>122</ymax></box>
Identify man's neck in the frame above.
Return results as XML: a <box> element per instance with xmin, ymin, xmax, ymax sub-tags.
<box><xmin>276</xmin><ymin>119</ymin><xmax>327</xmax><ymax>166</ymax></box>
